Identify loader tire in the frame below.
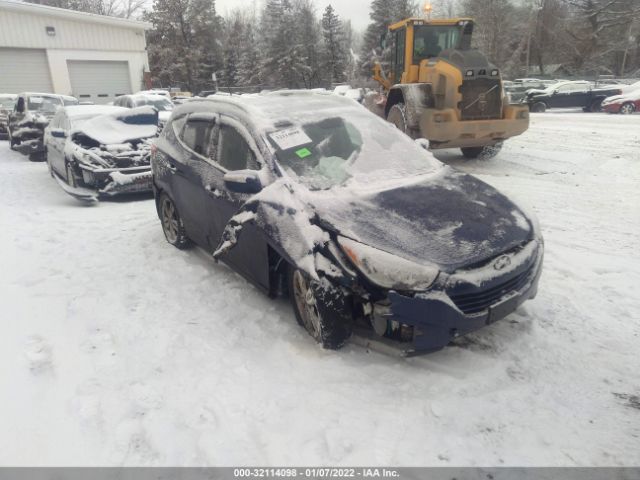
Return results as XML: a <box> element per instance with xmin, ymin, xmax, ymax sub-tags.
<box><xmin>461</xmin><ymin>143</ymin><xmax>503</xmax><ymax>160</ymax></box>
<box><xmin>387</xmin><ymin>103</ymin><xmax>409</xmax><ymax>135</ymax></box>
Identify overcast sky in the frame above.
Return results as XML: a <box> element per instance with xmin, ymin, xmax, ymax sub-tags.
<box><xmin>215</xmin><ymin>0</ymin><xmax>373</xmax><ymax>31</ymax></box>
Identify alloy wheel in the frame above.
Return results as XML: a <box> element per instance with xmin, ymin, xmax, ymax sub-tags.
<box><xmin>161</xmin><ymin>198</ymin><xmax>180</xmax><ymax>244</ymax></box>
<box><xmin>620</xmin><ymin>103</ymin><xmax>635</xmax><ymax>115</ymax></box>
<box><xmin>292</xmin><ymin>270</ymin><xmax>322</xmax><ymax>341</ymax></box>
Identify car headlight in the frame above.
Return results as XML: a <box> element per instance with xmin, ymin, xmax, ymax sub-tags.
<box><xmin>337</xmin><ymin>236</ymin><xmax>439</xmax><ymax>291</ymax></box>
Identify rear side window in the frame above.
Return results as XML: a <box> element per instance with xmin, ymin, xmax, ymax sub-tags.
<box><xmin>217</xmin><ymin>124</ymin><xmax>259</xmax><ymax>171</ymax></box>
<box><xmin>181</xmin><ymin>114</ymin><xmax>213</xmax><ymax>156</ymax></box>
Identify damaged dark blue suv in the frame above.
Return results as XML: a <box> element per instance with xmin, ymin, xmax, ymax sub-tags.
<box><xmin>151</xmin><ymin>91</ymin><xmax>543</xmax><ymax>356</ymax></box>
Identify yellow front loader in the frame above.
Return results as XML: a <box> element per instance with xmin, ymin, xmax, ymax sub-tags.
<box><xmin>365</xmin><ymin>17</ymin><xmax>529</xmax><ymax>158</ymax></box>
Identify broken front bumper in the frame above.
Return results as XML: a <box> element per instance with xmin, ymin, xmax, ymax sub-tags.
<box><xmin>420</xmin><ymin>105</ymin><xmax>530</xmax><ymax>149</ymax></box>
<box><xmin>372</xmin><ymin>240</ymin><xmax>544</xmax><ymax>356</ymax></box>
<box><xmin>78</xmin><ymin>164</ymin><xmax>153</xmax><ymax>196</ymax></box>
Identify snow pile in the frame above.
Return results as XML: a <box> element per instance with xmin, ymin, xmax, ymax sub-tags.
<box><xmin>0</xmin><ymin>112</ymin><xmax>639</xmax><ymax>466</ymax></box>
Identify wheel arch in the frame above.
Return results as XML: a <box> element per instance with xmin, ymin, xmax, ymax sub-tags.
<box><xmin>384</xmin><ymin>83</ymin><xmax>434</xmax><ymax>131</ymax></box>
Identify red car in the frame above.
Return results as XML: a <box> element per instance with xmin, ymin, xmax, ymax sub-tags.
<box><xmin>602</xmin><ymin>91</ymin><xmax>640</xmax><ymax>114</ymax></box>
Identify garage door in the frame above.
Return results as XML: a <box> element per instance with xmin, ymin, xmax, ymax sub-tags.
<box><xmin>0</xmin><ymin>48</ymin><xmax>53</xmax><ymax>93</ymax></box>
<box><xmin>67</xmin><ymin>60</ymin><xmax>132</xmax><ymax>104</ymax></box>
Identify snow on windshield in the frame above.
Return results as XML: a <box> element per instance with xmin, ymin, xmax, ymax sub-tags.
<box><xmin>261</xmin><ymin>98</ymin><xmax>441</xmax><ymax>191</ymax></box>
<box><xmin>28</xmin><ymin>95</ymin><xmax>63</xmax><ymax>112</ymax></box>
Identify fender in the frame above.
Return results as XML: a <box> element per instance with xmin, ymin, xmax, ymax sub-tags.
<box><xmin>385</xmin><ymin>83</ymin><xmax>434</xmax><ymax>130</ymax></box>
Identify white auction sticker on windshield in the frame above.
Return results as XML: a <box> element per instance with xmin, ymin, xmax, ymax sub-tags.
<box><xmin>30</xmin><ymin>97</ymin><xmax>43</xmax><ymax>104</ymax></box>
<box><xmin>269</xmin><ymin>127</ymin><xmax>312</xmax><ymax>151</ymax></box>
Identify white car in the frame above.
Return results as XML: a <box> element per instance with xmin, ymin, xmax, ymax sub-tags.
<box><xmin>113</xmin><ymin>93</ymin><xmax>174</xmax><ymax>129</ymax></box>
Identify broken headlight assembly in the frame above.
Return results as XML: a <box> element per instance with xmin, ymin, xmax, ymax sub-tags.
<box><xmin>337</xmin><ymin>236</ymin><xmax>439</xmax><ymax>291</ymax></box>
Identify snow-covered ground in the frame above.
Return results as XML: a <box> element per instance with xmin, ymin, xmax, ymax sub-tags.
<box><xmin>0</xmin><ymin>111</ymin><xmax>639</xmax><ymax>466</ymax></box>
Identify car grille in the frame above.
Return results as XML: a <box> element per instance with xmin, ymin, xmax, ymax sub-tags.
<box><xmin>449</xmin><ymin>265</ymin><xmax>534</xmax><ymax>315</ymax></box>
<box><xmin>460</xmin><ymin>78</ymin><xmax>503</xmax><ymax>121</ymax></box>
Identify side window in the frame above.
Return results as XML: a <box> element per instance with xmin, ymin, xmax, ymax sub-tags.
<box><xmin>171</xmin><ymin>115</ymin><xmax>187</xmax><ymax>138</ymax></box>
<box><xmin>181</xmin><ymin>114</ymin><xmax>213</xmax><ymax>156</ymax></box>
<box><xmin>217</xmin><ymin>124</ymin><xmax>259</xmax><ymax>171</ymax></box>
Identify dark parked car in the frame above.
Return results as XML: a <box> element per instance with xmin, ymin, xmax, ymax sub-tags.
<box><xmin>523</xmin><ymin>81</ymin><xmax>622</xmax><ymax>112</ymax></box>
<box><xmin>0</xmin><ymin>93</ymin><xmax>17</xmax><ymax>139</ymax></box>
<box><xmin>151</xmin><ymin>91</ymin><xmax>544</xmax><ymax>355</ymax></box>
<box><xmin>44</xmin><ymin>105</ymin><xmax>158</xmax><ymax>201</ymax></box>
<box><xmin>8</xmin><ymin>93</ymin><xmax>64</xmax><ymax>159</ymax></box>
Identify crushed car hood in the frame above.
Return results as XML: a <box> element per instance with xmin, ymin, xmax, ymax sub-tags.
<box><xmin>74</xmin><ymin>106</ymin><xmax>158</xmax><ymax>145</ymax></box>
<box><xmin>312</xmin><ymin>168</ymin><xmax>534</xmax><ymax>273</ymax></box>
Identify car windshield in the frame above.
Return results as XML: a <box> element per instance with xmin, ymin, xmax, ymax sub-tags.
<box><xmin>269</xmin><ymin>109</ymin><xmax>441</xmax><ymax>191</ymax></box>
<box><xmin>28</xmin><ymin>95</ymin><xmax>63</xmax><ymax>112</ymax></box>
<box><xmin>135</xmin><ymin>97</ymin><xmax>173</xmax><ymax>111</ymax></box>
<box><xmin>0</xmin><ymin>97</ymin><xmax>16</xmax><ymax>109</ymax></box>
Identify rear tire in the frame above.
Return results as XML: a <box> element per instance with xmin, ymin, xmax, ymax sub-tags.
<box><xmin>531</xmin><ymin>102</ymin><xmax>547</xmax><ymax>113</ymax></box>
<box><xmin>159</xmin><ymin>193</ymin><xmax>192</xmax><ymax>250</ymax></box>
<box><xmin>588</xmin><ymin>98</ymin><xmax>603</xmax><ymax>113</ymax></box>
<box><xmin>620</xmin><ymin>102</ymin><xmax>636</xmax><ymax>115</ymax></box>
<box><xmin>288</xmin><ymin>266</ymin><xmax>352</xmax><ymax>350</ymax></box>
<box><xmin>461</xmin><ymin>143</ymin><xmax>503</xmax><ymax>160</ymax></box>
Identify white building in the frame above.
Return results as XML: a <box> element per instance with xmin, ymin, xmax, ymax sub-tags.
<box><xmin>0</xmin><ymin>0</ymin><xmax>150</xmax><ymax>104</ymax></box>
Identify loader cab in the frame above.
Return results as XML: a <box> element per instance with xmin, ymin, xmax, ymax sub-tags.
<box><xmin>387</xmin><ymin>18</ymin><xmax>474</xmax><ymax>84</ymax></box>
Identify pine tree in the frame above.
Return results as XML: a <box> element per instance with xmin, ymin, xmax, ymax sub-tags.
<box><xmin>321</xmin><ymin>4</ymin><xmax>347</xmax><ymax>85</ymax></box>
<box><xmin>144</xmin><ymin>0</ymin><xmax>222</xmax><ymax>92</ymax></box>
<box><xmin>359</xmin><ymin>0</ymin><xmax>417</xmax><ymax>78</ymax></box>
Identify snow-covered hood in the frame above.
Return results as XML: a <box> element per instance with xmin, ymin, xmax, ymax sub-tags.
<box><xmin>73</xmin><ymin>106</ymin><xmax>158</xmax><ymax>145</ymax></box>
<box><xmin>311</xmin><ymin>168</ymin><xmax>535</xmax><ymax>273</ymax></box>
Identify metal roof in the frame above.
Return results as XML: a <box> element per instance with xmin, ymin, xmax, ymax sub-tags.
<box><xmin>0</xmin><ymin>0</ymin><xmax>151</xmax><ymax>29</ymax></box>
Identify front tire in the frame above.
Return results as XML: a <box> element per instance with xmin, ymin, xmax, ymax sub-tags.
<box><xmin>620</xmin><ymin>102</ymin><xmax>636</xmax><ymax>115</ymax></box>
<box><xmin>386</xmin><ymin>103</ymin><xmax>409</xmax><ymax>135</ymax></box>
<box><xmin>159</xmin><ymin>193</ymin><xmax>191</xmax><ymax>249</ymax></box>
<box><xmin>588</xmin><ymin>98</ymin><xmax>603</xmax><ymax>112</ymax></box>
<box><xmin>8</xmin><ymin>129</ymin><xmax>19</xmax><ymax>150</ymax></box>
<box><xmin>461</xmin><ymin>142</ymin><xmax>503</xmax><ymax>160</ymax></box>
<box><xmin>66</xmin><ymin>162</ymin><xmax>78</xmax><ymax>188</ymax></box>
<box><xmin>288</xmin><ymin>266</ymin><xmax>352</xmax><ymax>350</ymax></box>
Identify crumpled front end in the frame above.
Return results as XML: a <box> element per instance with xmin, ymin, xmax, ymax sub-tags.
<box><xmin>366</xmin><ymin>239</ymin><xmax>544</xmax><ymax>356</ymax></box>
<box><xmin>73</xmin><ymin>140</ymin><xmax>153</xmax><ymax>196</ymax></box>
<box><xmin>13</xmin><ymin>113</ymin><xmax>51</xmax><ymax>154</ymax></box>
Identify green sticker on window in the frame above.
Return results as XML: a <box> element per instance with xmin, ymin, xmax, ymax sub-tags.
<box><xmin>296</xmin><ymin>148</ymin><xmax>312</xmax><ymax>159</ymax></box>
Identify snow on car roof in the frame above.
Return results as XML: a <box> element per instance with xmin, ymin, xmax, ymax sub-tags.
<box><xmin>175</xmin><ymin>90</ymin><xmax>364</xmax><ymax>131</ymax></box>
<box><xmin>64</xmin><ymin>105</ymin><xmax>127</xmax><ymax>118</ymax></box>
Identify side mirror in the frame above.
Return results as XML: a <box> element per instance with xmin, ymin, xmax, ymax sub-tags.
<box><xmin>223</xmin><ymin>170</ymin><xmax>262</xmax><ymax>194</ymax></box>
<box><xmin>51</xmin><ymin>128</ymin><xmax>66</xmax><ymax>139</ymax></box>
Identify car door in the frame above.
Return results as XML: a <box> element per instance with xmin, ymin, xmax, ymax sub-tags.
<box><xmin>570</xmin><ymin>84</ymin><xmax>591</xmax><ymax>108</ymax></box>
<box><xmin>206</xmin><ymin>117</ymin><xmax>269</xmax><ymax>289</ymax></box>
<box><xmin>549</xmin><ymin>85</ymin><xmax>571</xmax><ymax>107</ymax></box>
<box><xmin>167</xmin><ymin>112</ymin><xmax>218</xmax><ymax>248</ymax></box>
